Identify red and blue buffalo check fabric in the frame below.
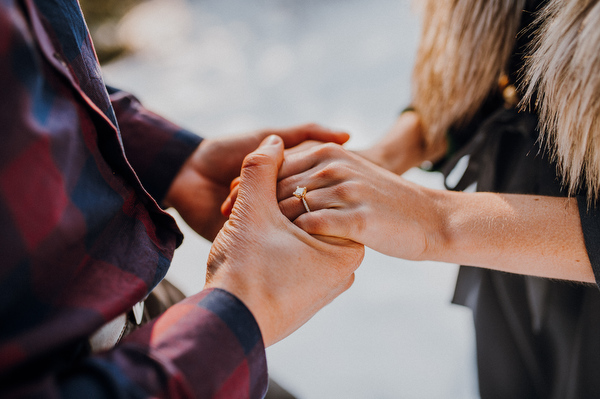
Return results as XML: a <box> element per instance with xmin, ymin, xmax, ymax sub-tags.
<box><xmin>0</xmin><ymin>0</ymin><xmax>267</xmax><ymax>397</ymax></box>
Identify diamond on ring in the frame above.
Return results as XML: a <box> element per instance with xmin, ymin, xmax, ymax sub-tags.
<box><xmin>293</xmin><ymin>186</ymin><xmax>307</xmax><ymax>198</ymax></box>
<box><xmin>293</xmin><ymin>186</ymin><xmax>311</xmax><ymax>212</ymax></box>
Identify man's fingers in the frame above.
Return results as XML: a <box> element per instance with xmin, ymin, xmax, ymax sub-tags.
<box><xmin>282</xmin><ymin>140</ymin><xmax>325</xmax><ymax>159</ymax></box>
<box><xmin>276</xmin><ymin>123</ymin><xmax>350</xmax><ymax>148</ymax></box>
<box><xmin>294</xmin><ymin>124</ymin><xmax>350</xmax><ymax>146</ymax></box>
<box><xmin>229</xmin><ymin>176</ymin><xmax>241</xmax><ymax>190</ymax></box>
<box><xmin>221</xmin><ymin>186</ymin><xmax>238</xmax><ymax>217</ymax></box>
<box><xmin>221</xmin><ymin>178</ymin><xmax>240</xmax><ymax>217</ymax></box>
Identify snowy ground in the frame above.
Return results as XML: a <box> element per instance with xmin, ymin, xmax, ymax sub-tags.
<box><xmin>102</xmin><ymin>0</ymin><xmax>480</xmax><ymax>397</ymax></box>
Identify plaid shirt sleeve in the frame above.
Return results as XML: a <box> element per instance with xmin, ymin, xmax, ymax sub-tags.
<box><xmin>0</xmin><ymin>0</ymin><xmax>267</xmax><ymax>397</ymax></box>
<box><xmin>63</xmin><ymin>289</ymin><xmax>268</xmax><ymax>399</ymax></box>
<box><xmin>108</xmin><ymin>87</ymin><xmax>203</xmax><ymax>205</ymax></box>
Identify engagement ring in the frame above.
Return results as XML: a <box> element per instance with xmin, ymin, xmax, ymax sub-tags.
<box><xmin>293</xmin><ymin>186</ymin><xmax>311</xmax><ymax>212</ymax></box>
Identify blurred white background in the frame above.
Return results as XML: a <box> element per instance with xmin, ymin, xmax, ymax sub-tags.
<box><xmin>102</xmin><ymin>0</ymin><xmax>479</xmax><ymax>397</ymax></box>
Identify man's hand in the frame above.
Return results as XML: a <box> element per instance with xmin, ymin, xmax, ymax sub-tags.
<box><xmin>164</xmin><ymin>124</ymin><xmax>349</xmax><ymax>241</ymax></box>
<box><xmin>205</xmin><ymin>135</ymin><xmax>364</xmax><ymax>346</ymax></box>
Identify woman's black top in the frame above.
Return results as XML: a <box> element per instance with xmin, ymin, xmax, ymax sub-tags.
<box><xmin>434</xmin><ymin>1</ymin><xmax>600</xmax><ymax>397</ymax></box>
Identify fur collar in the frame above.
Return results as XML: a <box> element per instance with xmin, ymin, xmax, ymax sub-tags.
<box><xmin>413</xmin><ymin>0</ymin><xmax>600</xmax><ymax>201</ymax></box>
<box><xmin>522</xmin><ymin>0</ymin><xmax>600</xmax><ymax>202</ymax></box>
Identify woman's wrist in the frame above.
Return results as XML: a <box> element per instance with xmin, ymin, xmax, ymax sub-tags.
<box><xmin>412</xmin><ymin>186</ymin><xmax>454</xmax><ymax>262</ymax></box>
<box><xmin>360</xmin><ymin>111</ymin><xmax>448</xmax><ymax>176</ymax></box>
<box><xmin>388</xmin><ymin>111</ymin><xmax>426</xmax><ymax>173</ymax></box>
<box><xmin>355</xmin><ymin>112</ymin><xmax>422</xmax><ymax>174</ymax></box>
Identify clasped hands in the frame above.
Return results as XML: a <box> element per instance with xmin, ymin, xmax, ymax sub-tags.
<box><xmin>166</xmin><ymin>120</ymin><xmax>440</xmax><ymax>347</ymax></box>
<box><xmin>201</xmin><ymin>117</ymin><xmax>595</xmax><ymax>349</ymax></box>
<box><xmin>165</xmin><ymin>124</ymin><xmax>367</xmax><ymax>347</ymax></box>
<box><xmin>222</xmin><ymin>138</ymin><xmax>438</xmax><ymax>263</ymax></box>
<box><xmin>212</xmin><ymin>134</ymin><xmax>441</xmax><ymax>348</ymax></box>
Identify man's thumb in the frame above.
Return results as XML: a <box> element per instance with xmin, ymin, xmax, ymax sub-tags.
<box><xmin>237</xmin><ymin>135</ymin><xmax>284</xmax><ymax>206</ymax></box>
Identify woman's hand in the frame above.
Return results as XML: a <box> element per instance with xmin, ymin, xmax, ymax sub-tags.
<box><xmin>164</xmin><ymin>123</ymin><xmax>349</xmax><ymax>241</ymax></box>
<box><xmin>221</xmin><ymin>118</ymin><xmax>594</xmax><ymax>284</ymax></box>
<box><xmin>276</xmin><ymin>142</ymin><xmax>444</xmax><ymax>261</ymax></box>
<box><xmin>274</xmin><ymin>142</ymin><xmax>595</xmax><ymax>283</ymax></box>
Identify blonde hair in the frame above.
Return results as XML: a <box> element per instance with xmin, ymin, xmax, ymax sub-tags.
<box><xmin>411</xmin><ymin>0</ymin><xmax>525</xmax><ymax>146</ymax></box>
<box><xmin>522</xmin><ymin>0</ymin><xmax>600</xmax><ymax>203</ymax></box>
<box><xmin>412</xmin><ymin>0</ymin><xmax>600</xmax><ymax>202</ymax></box>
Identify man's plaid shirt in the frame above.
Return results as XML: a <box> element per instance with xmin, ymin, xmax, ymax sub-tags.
<box><xmin>0</xmin><ymin>0</ymin><xmax>267</xmax><ymax>397</ymax></box>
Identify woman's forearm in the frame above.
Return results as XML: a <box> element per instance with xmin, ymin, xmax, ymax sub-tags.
<box><xmin>429</xmin><ymin>191</ymin><xmax>595</xmax><ymax>283</ymax></box>
<box><xmin>278</xmin><ymin>140</ymin><xmax>594</xmax><ymax>284</ymax></box>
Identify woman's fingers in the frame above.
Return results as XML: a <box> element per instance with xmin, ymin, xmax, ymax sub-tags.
<box><xmin>279</xmin><ymin>183</ymin><xmax>360</xmax><ymax>223</ymax></box>
<box><xmin>279</xmin><ymin>142</ymin><xmax>349</xmax><ymax>180</ymax></box>
<box><xmin>277</xmin><ymin>158</ymin><xmax>353</xmax><ymax>203</ymax></box>
<box><xmin>279</xmin><ymin>150</ymin><xmax>319</xmax><ymax>182</ymax></box>
<box><xmin>294</xmin><ymin>207</ymin><xmax>364</xmax><ymax>242</ymax></box>
<box><xmin>276</xmin><ymin>141</ymin><xmax>375</xmax><ymax>243</ymax></box>
<box><xmin>279</xmin><ymin>186</ymin><xmax>326</xmax><ymax>221</ymax></box>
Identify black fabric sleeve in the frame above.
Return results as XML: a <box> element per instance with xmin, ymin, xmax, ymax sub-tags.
<box><xmin>577</xmin><ymin>195</ymin><xmax>600</xmax><ymax>289</ymax></box>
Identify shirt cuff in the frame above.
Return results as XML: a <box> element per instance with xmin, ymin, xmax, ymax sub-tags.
<box><xmin>116</xmin><ymin>288</ymin><xmax>268</xmax><ymax>398</ymax></box>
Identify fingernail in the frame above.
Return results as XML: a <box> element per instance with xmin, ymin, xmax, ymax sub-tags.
<box><xmin>263</xmin><ymin>135</ymin><xmax>281</xmax><ymax>146</ymax></box>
